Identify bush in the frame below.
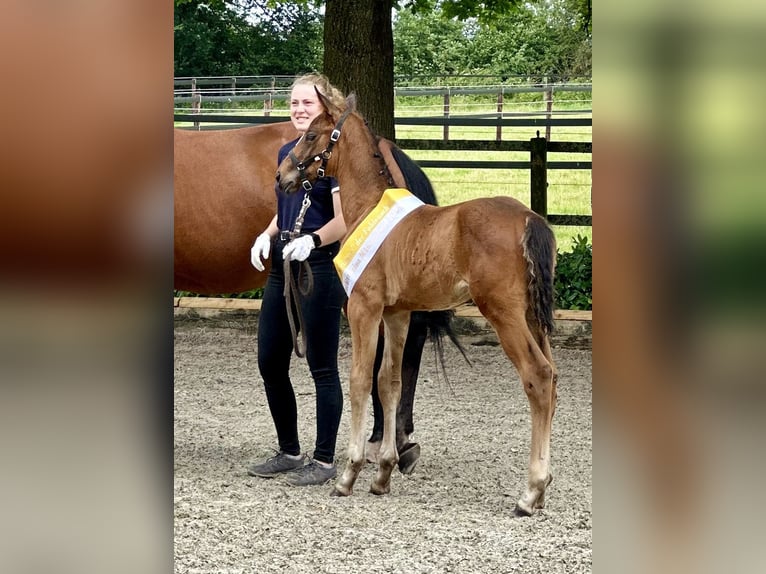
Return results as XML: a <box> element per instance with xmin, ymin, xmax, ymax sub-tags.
<box><xmin>554</xmin><ymin>234</ymin><xmax>592</xmax><ymax>310</ymax></box>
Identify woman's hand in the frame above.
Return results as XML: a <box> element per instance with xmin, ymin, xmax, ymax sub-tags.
<box><xmin>282</xmin><ymin>235</ymin><xmax>315</xmax><ymax>262</ymax></box>
<box><xmin>250</xmin><ymin>232</ymin><xmax>272</xmax><ymax>271</ymax></box>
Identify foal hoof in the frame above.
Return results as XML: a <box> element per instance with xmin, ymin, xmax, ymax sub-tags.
<box><xmin>369</xmin><ymin>482</ymin><xmax>391</xmax><ymax>496</ymax></box>
<box><xmin>513</xmin><ymin>504</ymin><xmax>534</xmax><ymax>518</ymax></box>
<box><xmin>397</xmin><ymin>442</ymin><xmax>421</xmax><ymax>475</ymax></box>
<box><xmin>330</xmin><ymin>486</ymin><xmax>350</xmax><ymax>497</ymax></box>
<box><xmin>514</xmin><ymin>475</ymin><xmax>553</xmax><ymax>516</ymax></box>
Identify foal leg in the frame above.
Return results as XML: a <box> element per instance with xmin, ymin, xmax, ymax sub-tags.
<box><xmin>332</xmin><ymin>298</ymin><xmax>383</xmax><ymax>497</ymax></box>
<box><xmin>367</xmin><ymin>331</ymin><xmax>385</xmax><ymax>464</ymax></box>
<box><xmin>369</xmin><ymin>314</ymin><xmax>426</xmax><ymax>471</ymax></box>
<box><xmin>480</xmin><ymin>304</ymin><xmax>556</xmax><ymax>516</ymax></box>
<box><xmin>533</xmin><ymin>332</ymin><xmax>558</xmax><ymax>509</ymax></box>
<box><xmin>371</xmin><ymin>309</ymin><xmax>410</xmax><ymax>495</ymax></box>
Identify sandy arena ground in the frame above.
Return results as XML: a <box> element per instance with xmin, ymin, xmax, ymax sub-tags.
<box><xmin>174</xmin><ymin>311</ymin><xmax>592</xmax><ymax>573</ymax></box>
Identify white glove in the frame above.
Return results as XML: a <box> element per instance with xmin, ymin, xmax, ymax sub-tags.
<box><xmin>282</xmin><ymin>235</ymin><xmax>315</xmax><ymax>262</ymax></box>
<box><xmin>250</xmin><ymin>232</ymin><xmax>272</xmax><ymax>271</ymax></box>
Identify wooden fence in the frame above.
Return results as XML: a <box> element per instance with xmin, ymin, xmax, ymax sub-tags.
<box><xmin>174</xmin><ymin>111</ymin><xmax>591</xmax><ymax>227</ymax></box>
<box><xmin>174</xmin><ymin>79</ymin><xmax>591</xmax><ymax>141</ymax></box>
<box><xmin>174</xmin><ymin>296</ymin><xmax>592</xmax><ymax>322</ymax></box>
<box><xmin>392</xmin><ymin>116</ymin><xmax>591</xmax><ymax>227</ymax></box>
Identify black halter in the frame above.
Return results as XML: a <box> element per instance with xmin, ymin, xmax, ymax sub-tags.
<box><xmin>281</xmin><ymin>106</ymin><xmax>352</xmax><ymax>359</ymax></box>
<box><xmin>287</xmin><ymin>106</ymin><xmax>353</xmax><ymax>192</ymax></box>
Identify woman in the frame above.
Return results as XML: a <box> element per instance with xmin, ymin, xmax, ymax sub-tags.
<box><xmin>247</xmin><ymin>74</ymin><xmax>347</xmax><ymax>486</ymax></box>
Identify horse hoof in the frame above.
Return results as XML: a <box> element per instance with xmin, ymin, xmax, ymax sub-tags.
<box><xmin>330</xmin><ymin>487</ymin><xmax>350</xmax><ymax>497</ymax></box>
<box><xmin>369</xmin><ymin>483</ymin><xmax>390</xmax><ymax>496</ymax></box>
<box><xmin>513</xmin><ymin>504</ymin><xmax>533</xmax><ymax>517</ymax></box>
<box><xmin>397</xmin><ymin>442</ymin><xmax>421</xmax><ymax>475</ymax></box>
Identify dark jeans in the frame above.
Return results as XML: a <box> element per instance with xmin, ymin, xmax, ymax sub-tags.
<box><xmin>257</xmin><ymin>239</ymin><xmax>346</xmax><ymax>464</ymax></box>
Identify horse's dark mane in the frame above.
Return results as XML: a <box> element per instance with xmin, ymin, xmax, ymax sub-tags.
<box><xmin>388</xmin><ymin>145</ymin><xmax>439</xmax><ymax>207</ymax></box>
<box><xmin>380</xmin><ymin>139</ymin><xmax>470</xmax><ymax>369</ymax></box>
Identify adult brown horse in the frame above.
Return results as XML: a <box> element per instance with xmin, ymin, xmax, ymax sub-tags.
<box><xmin>174</xmin><ymin>123</ymin><xmax>294</xmax><ymax>294</ymax></box>
<box><xmin>174</xmin><ymin>121</ymin><xmax>460</xmax><ymax>473</ymax></box>
<box><xmin>276</xmin><ymin>93</ymin><xmax>558</xmax><ymax>516</ymax></box>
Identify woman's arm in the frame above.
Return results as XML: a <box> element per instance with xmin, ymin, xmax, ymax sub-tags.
<box><xmin>260</xmin><ymin>214</ymin><xmax>279</xmax><ymax>237</ymax></box>
<box><xmin>314</xmin><ymin>192</ymin><xmax>346</xmax><ymax>245</ymax></box>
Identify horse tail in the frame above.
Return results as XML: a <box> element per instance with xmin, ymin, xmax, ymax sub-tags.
<box><xmin>422</xmin><ymin>309</ymin><xmax>471</xmax><ymax>368</ymax></box>
<box><xmin>523</xmin><ymin>214</ymin><xmax>557</xmax><ymax>336</ymax></box>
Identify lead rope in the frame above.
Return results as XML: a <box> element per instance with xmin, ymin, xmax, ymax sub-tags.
<box><xmin>283</xmin><ymin>191</ymin><xmax>314</xmax><ymax>358</ymax></box>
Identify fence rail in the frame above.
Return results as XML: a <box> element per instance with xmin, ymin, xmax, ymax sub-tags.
<box><xmin>173</xmin><ymin>114</ymin><xmax>591</xmax><ymax>227</ymax></box>
<box><xmin>174</xmin><ymin>296</ymin><xmax>592</xmax><ymax>322</ymax></box>
<box><xmin>173</xmin><ymin>78</ymin><xmax>592</xmax><ymax>97</ymax></box>
<box><xmin>174</xmin><ymin>79</ymin><xmax>590</xmax><ymax>136</ymax></box>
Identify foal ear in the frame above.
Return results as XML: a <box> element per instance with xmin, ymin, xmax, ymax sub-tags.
<box><xmin>315</xmin><ymin>86</ymin><xmax>342</xmax><ymax>117</ymax></box>
<box><xmin>346</xmin><ymin>93</ymin><xmax>357</xmax><ymax>112</ymax></box>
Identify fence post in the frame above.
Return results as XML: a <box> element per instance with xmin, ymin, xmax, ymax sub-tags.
<box><xmin>443</xmin><ymin>88</ymin><xmax>450</xmax><ymax>142</ymax></box>
<box><xmin>191</xmin><ymin>78</ymin><xmax>201</xmax><ymax>130</ymax></box>
<box><xmin>544</xmin><ymin>78</ymin><xmax>553</xmax><ymax>141</ymax></box>
<box><xmin>496</xmin><ymin>88</ymin><xmax>504</xmax><ymax>141</ymax></box>
<box><xmin>264</xmin><ymin>76</ymin><xmax>276</xmax><ymax>116</ymax></box>
<box><xmin>530</xmin><ymin>131</ymin><xmax>548</xmax><ymax>218</ymax></box>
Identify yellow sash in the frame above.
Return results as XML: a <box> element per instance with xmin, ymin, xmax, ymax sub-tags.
<box><xmin>334</xmin><ymin>188</ymin><xmax>424</xmax><ymax>295</ymax></box>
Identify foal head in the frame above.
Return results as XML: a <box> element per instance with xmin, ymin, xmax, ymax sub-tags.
<box><xmin>275</xmin><ymin>91</ymin><xmax>370</xmax><ymax>194</ymax></box>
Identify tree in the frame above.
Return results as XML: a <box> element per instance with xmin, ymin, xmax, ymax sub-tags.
<box><xmin>174</xmin><ymin>0</ymin><xmax>322</xmax><ymax>77</ymax></box>
<box><xmin>174</xmin><ymin>0</ymin><xmax>256</xmax><ymax>76</ymax></box>
<box><xmin>322</xmin><ymin>0</ymin><xmax>395</xmax><ymax>138</ymax></box>
<box><xmin>176</xmin><ymin>0</ymin><xmax>592</xmax><ymax>137</ymax></box>
<box><xmin>320</xmin><ymin>0</ymin><xmax>527</xmax><ymax>139</ymax></box>
<box><xmin>393</xmin><ymin>9</ymin><xmax>471</xmax><ymax>78</ymax></box>
<box><xmin>393</xmin><ymin>0</ymin><xmax>592</xmax><ymax>80</ymax></box>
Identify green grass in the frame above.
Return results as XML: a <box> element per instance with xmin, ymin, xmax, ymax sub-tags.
<box><xmin>391</xmin><ymin>95</ymin><xmax>591</xmax><ymax>251</ymax></box>
<box><xmin>410</xmin><ymin>151</ymin><xmax>591</xmax><ymax>252</ymax></box>
<box><xmin>395</xmin><ymin>125</ymin><xmax>591</xmax><ymax>249</ymax></box>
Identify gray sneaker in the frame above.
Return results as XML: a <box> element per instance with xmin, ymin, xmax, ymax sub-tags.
<box><xmin>247</xmin><ymin>451</ymin><xmax>305</xmax><ymax>478</ymax></box>
<box><xmin>285</xmin><ymin>458</ymin><xmax>337</xmax><ymax>486</ymax></box>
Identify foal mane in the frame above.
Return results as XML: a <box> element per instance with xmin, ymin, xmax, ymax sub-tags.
<box><xmin>381</xmin><ymin>142</ymin><xmax>439</xmax><ymax>207</ymax></box>
<box><xmin>366</xmin><ymin>128</ymin><xmax>471</xmax><ymax>372</ymax></box>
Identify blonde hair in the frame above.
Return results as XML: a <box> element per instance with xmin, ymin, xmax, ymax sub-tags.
<box><xmin>291</xmin><ymin>73</ymin><xmax>346</xmax><ymax>108</ymax></box>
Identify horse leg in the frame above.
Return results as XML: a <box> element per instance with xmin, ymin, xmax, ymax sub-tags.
<box><xmin>395</xmin><ymin>311</ymin><xmax>428</xmax><ymax>474</ymax></box>
<box><xmin>371</xmin><ymin>309</ymin><xmax>410</xmax><ymax>495</ymax></box>
<box><xmin>478</xmin><ymin>301</ymin><xmax>557</xmax><ymax>516</ymax></box>
<box><xmin>366</xmin><ymin>331</ymin><xmax>385</xmax><ymax>464</ymax></box>
<box><xmin>332</xmin><ymin>298</ymin><xmax>383</xmax><ymax>497</ymax></box>
<box><xmin>533</xmin><ymin>332</ymin><xmax>558</xmax><ymax>509</ymax></box>
<box><xmin>369</xmin><ymin>312</ymin><xmax>426</xmax><ymax>472</ymax></box>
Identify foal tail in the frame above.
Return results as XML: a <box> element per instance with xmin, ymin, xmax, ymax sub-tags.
<box><xmin>522</xmin><ymin>215</ymin><xmax>557</xmax><ymax>336</ymax></box>
<box><xmin>423</xmin><ymin>309</ymin><xmax>471</xmax><ymax>367</ymax></box>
